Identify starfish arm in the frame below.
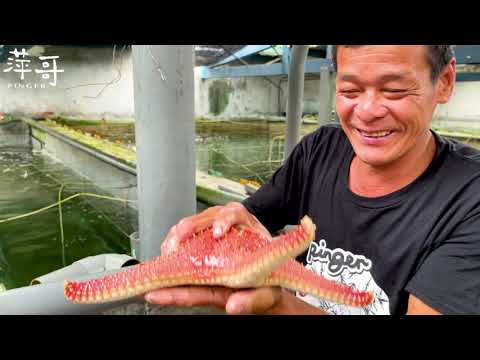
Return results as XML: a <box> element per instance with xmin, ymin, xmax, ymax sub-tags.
<box><xmin>261</xmin><ymin>260</ymin><xmax>374</xmax><ymax>308</ymax></box>
<box><xmin>220</xmin><ymin>216</ymin><xmax>316</xmax><ymax>288</ymax></box>
<box><xmin>64</xmin><ymin>255</ymin><xmax>224</xmax><ymax>304</ymax></box>
<box><xmin>64</xmin><ymin>216</ymin><xmax>319</xmax><ymax>305</ymax></box>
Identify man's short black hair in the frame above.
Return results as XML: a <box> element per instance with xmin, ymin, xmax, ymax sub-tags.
<box><xmin>331</xmin><ymin>45</ymin><xmax>455</xmax><ymax>83</ymax></box>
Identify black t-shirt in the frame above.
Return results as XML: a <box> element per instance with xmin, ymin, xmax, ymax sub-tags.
<box><xmin>242</xmin><ymin>124</ymin><xmax>480</xmax><ymax>315</ymax></box>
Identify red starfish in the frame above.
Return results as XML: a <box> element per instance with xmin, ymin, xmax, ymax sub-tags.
<box><xmin>64</xmin><ymin>216</ymin><xmax>373</xmax><ymax>307</ymax></box>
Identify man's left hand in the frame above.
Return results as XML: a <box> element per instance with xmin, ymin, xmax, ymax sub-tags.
<box><xmin>144</xmin><ymin>286</ymin><xmax>328</xmax><ymax>315</ymax></box>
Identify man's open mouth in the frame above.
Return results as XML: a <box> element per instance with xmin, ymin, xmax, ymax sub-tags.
<box><xmin>356</xmin><ymin>129</ymin><xmax>394</xmax><ymax>138</ymax></box>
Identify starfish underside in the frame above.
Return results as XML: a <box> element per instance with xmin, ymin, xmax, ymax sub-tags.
<box><xmin>64</xmin><ymin>216</ymin><xmax>374</xmax><ymax>307</ymax></box>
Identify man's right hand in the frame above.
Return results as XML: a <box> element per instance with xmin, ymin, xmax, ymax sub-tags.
<box><xmin>150</xmin><ymin>203</ymin><xmax>327</xmax><ymax>315</ymax></box>
<box><xmin>160</xmin><ymin>202</ymin><xmax>271</xmax><ymax>255</ymax></box>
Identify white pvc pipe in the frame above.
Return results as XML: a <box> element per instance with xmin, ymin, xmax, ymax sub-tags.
<box><xmin>0</xmin><ymin>266</ymin><xmax>142</xmax><ymax>315</ymax></box>
<box><xmin>30</xmin><ymin>254</ymin><xmax>138</xmax><ymax>285</ymax></box>
<box><xmin>318</xmin><ymin>45</ymin><xmax>333</xmax><ymax>125</ymax></box>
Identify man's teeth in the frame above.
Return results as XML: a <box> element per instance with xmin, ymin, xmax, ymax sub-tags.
<box><xmin>360</xmin><ymin>130</ymin><xmax>392</xmax><ymax>138</ymax></box>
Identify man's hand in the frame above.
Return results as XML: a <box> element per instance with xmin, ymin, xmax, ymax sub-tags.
<box><xmin>224</xmin><ymin>287</ymin><xmax>328</xmax><ymax>315</ymax></box>
<box><xmin>161</xmin><ymin>202</ymin><xmax>271</xmax><ymax>256</ymax></box>
<box><xmin>144</xmin><ymin>286</ymin><xmax>235</xmax><ymax>310</ymax></box>
<box><xmin>150</xmin><ymin>202</ymin><xmax>328</xmax><ymax>315</ymax></box>
<box><xmin>144</xmin><ymin>286</ymin><xmax>328</xmax><ymax>315</ymax></box>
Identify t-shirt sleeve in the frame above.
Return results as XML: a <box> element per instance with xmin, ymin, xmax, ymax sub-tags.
<box><xmin>242</xmin><ymin>139</ymin><xmax>307</xmax><ymax>234</ymax></box>
<box><xmin>405</xmin><ymin>211</ymin><xmax>480</xmax><ymax>314</ymax></box>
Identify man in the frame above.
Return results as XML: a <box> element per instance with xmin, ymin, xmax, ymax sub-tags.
<box><xmin>145</xmin><ymin>45</ymin><xmax>480</xmax><ymax>315</ymax></box>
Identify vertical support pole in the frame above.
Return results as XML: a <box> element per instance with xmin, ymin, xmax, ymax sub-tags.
<box><xmin>318</xmin><ymin>45</ymin><xmax>334</xmax><ymax>126</ymax></box>
<box><xmin>284</xmin><ymin>45</ymin><xmax>309</xmax><ymax>159</ymax></box>
<box><xmin>279</xmin><ymin>45</ymin><xmax>291</xmax><ymax>116</ymax></box>
<box><xmin>282</xmin><ymin>45</ymin><xmax>290</xmax><ymax>73</ymax></box>
<box><xmin>132</xmin><ymin>45</ymin><xmax>196</xmax><ymax>261</ymax></box>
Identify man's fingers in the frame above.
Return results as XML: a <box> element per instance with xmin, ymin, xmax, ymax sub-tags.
<box><xmin>160</xmin><ymin>225</ymin><xmax>180</xmax><ymax>255</ymax></box>
<box><xmin>225</xmin><ymin>287</ymin><xmax>282</xmax><ymax>314</ymax></box>
<box><xmin>212</xmin><ymin>207</ymin><xmax>241</xmax><ymax>238</ymax></box>
<box><xmin>212</xmin><ymin>202</ymin><xmax>269</xmax><ymax>239</ymax></box>
<box><xmin>175</xmin><ymin>206</ymin><xmax>222</xmax><ymax>239</ymax></box>
<box><xmin>162</xmin><ymin>206</ymin><xmax>223</xmax><ymax>254</ymax></box>
<box><xmin>144</xmin><ymin>286</ymin><xmax>234</xmax><ymax>309</ymax></box>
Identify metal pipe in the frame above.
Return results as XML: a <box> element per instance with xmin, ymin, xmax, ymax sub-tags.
<box><xmin>284</xmin><ymin>45</ymin><xmax>309</xmax><ymax>159</ymax></box>
<box><xmin>278</xmin><ymin>77</ymin><xmax>287</xmax><ymax>116</ymax></box>
<box><xmin>132</xmin><ymin>46</ymin><xmax>196</xmax><ymax>261</ymax></box>
<box><xmin>318</xmin><ymin>45</ymin><xmax>334</xmax><ymax>126</ymax></box>
<box><xmin>282</xmin><ymin>45</ymin><xmax>290</xmax><ymax>73</ymax></box>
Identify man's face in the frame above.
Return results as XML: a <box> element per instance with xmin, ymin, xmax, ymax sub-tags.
<box><xmin>335</xmin><ymin>45</ymin><xmax>453</xmax><ymax>168</ymax></box>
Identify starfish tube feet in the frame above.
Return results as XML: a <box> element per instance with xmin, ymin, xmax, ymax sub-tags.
<box><xmin>263</xmin><ymin>261</ymin><xmax>374</xmax><ymax>307</ymax></box>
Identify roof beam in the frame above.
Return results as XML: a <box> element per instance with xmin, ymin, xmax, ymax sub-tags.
<box><xmin>210</xmin><ymin>45</ymin><xmax>273</xmax><ymax>68</ymax></box>
<box><xmin>199</xmin><ymin>59</ymin><xmax>334</xmax><ymax>79</ymax></box>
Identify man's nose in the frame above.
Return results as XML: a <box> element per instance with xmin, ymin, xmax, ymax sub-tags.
<box><xmin>355</xmin><ymin>92</ymin><xmax>388</xmax><ymax>122</ymax></box>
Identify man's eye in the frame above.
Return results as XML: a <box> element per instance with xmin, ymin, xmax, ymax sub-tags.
<box><xmin>340</xmin><ymin>89</ymin><xmax>359</xmax><ymax>94</ymax></box>
<box><xmin>384</xmin><ymin>89</ymin><xmax>406</xmax><ymax>93</ymax></box>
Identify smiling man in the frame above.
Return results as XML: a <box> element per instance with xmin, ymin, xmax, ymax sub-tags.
<box><xmin>147</xmin><ymin>45</ymin><xmax>480</xmax><ymax>315</ymax></box>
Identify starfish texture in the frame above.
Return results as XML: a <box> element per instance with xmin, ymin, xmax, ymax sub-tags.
<box><xmin>64</xmin><ymin>216</ymin><xmax>374</xmax><ymax>307</ymax></box>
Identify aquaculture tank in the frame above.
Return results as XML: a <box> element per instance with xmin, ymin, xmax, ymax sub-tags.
<box><xmin>0</xmin><ymin>119</ymin><xmax>137</xmax><ymax>292</ymax></box>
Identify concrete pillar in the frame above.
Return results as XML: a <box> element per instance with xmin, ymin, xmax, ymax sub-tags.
<box><xmin>318</xmin><ymin>45</ymin><xmax>334</xmax><ymax>126</ymax></box>
<box><xmin>284</xmin><ymin>45</ymin><xmax>309</xmax><ymax>159</ymax></box>
<box><xmin>132</xmin><ymin>45</ymin><xmax>196</xmax><ymax>261</ymax></box>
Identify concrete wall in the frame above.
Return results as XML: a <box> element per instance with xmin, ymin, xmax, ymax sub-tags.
<box><xmin>433</xmin><ymin>81</ymin><xmax>480</xmax><ymax>129</ymax></box>
<box><xmin>194</xmin><ymin>69</ymin><xmax>326</xmax><ymax>118</ymax></box>
<box><xmin>0</xmin><ymin>46</ymin><xmax>134</xmax><ymax>120</ymax></box>
<box><xmin>194</xmin><ymin>70</ymin><xmax>284</xmax><ymax>117</ymax></box>
<box><xmin>0</xmin><ymin>120</ymin><xmax>30</xmax><ymax>148</ymax></box>
<box><xmin>196</xmin><ymin>73</ymin><xmax>480</xmax><ymax>124</ymax></box>
<box><xmin>0</xmin><ymin>46</ymin><xmax>479</xmax><ymax>127</ymax></box>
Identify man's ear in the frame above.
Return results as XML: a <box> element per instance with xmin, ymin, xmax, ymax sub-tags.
<box><xmin>436</xmin><ymin>58</ymin><xmax>456</xmax><ymax>104</ymax></box>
